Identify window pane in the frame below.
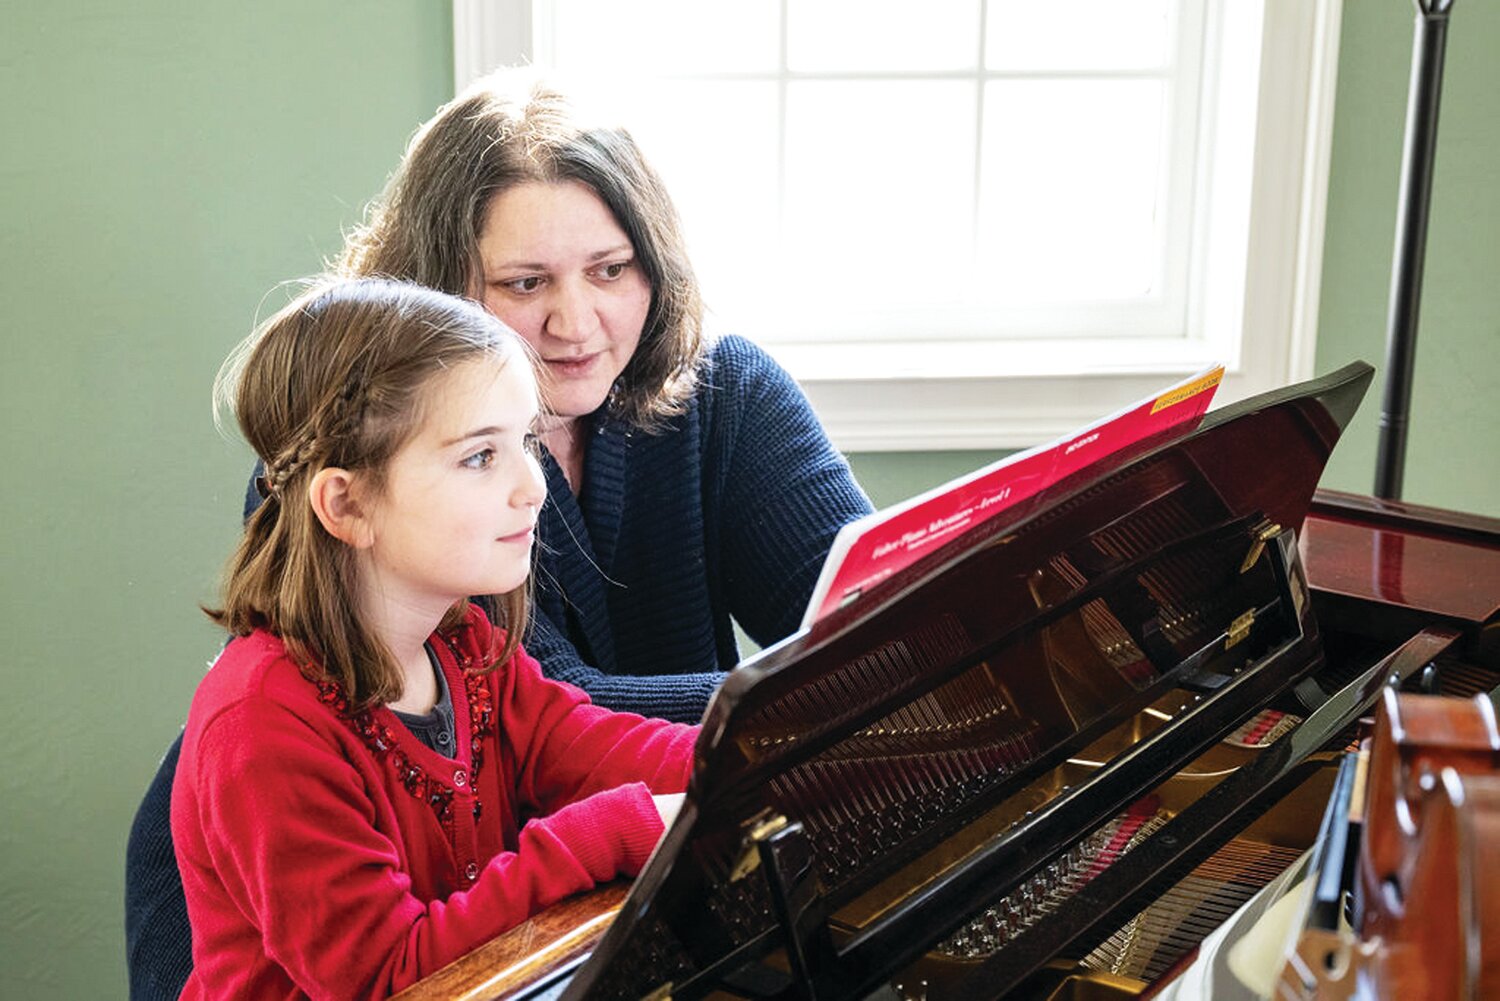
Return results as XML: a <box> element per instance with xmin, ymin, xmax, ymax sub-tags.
<box><xmin>548</xmin><ymin>0</ymin><xmax>780</xmax><ymax>74</ymax></box>
<box><xmin>986</xmin><ymin>0</ymin><xmax>1173</xmax><ymax>72</ymax></box>
<box><xmin>782</xmin><ymin>80</ymin><xmax>977</xmax><ymax>309</ymax></box>
<box><xmin>788</xmin><ymin>0</ymin><xmax>980</xmax><ymax>73</ymax></box>
<box><xmin>977</xmin><ymin>79</ymin><xmax>1165</xmax><ymax>302</ymax></box>
<box><xmin>593</xmin><ymin>82</ymin><xmax>782</xmax><ymax>326</ymax></box>
<box><xmin>527</xmin><ymin>0</ymin><xmax>1203</xmax><ymax>341</ymax></box>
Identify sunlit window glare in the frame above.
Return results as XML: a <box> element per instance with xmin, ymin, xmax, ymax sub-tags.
<box><xmin>539</xmin><ymin>0</ymin><xmax>1211</xmax><ymax>344</ymax></box>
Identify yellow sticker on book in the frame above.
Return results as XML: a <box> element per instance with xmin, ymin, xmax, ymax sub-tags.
<box><xmin>1150</xmin><ymin>367</ymin><xmax>1224</xmax><ymax>414</ymax></box>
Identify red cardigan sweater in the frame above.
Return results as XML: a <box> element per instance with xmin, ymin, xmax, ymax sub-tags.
<box><xmin>171</xmin><ymin>604</ymin><xmax>697</xmax><ymax>1000</ymax></box>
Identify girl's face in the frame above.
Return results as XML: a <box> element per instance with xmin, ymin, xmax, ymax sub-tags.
<box><xmin>356</xmin><ymin>355</ymin><xmax>545</xmax><ymax>620</ymax></box>
<box><xmin>476</xmin><ymin>180</ymin><xmax>651</xmax><ymax>426</ymax></box>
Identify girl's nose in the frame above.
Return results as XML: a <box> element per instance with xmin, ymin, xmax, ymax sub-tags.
<box><xmin>516</xmin><ymin>456</ymin><xmax>547</xmax><ymax>509</ymax></box>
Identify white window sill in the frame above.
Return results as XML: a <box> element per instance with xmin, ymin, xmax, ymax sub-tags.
<box><xmin>777</xmin><ymin>340</ymin><xmax>1240</xmax><ymax>452</ymax></box>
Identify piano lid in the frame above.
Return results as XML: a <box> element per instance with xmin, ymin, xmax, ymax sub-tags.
<box><xmin>561</xmin><ymin>361</ymin><xmax>1375</xmax><ymax>1001</ymax></box>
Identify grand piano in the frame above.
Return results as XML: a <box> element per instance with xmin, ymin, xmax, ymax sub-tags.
<box><xmin>396</xmin><ymin>360</ymin><xmax>1500</xmax><ymax>1001</ymax></box>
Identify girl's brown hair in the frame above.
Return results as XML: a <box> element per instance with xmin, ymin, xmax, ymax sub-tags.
<box><xmin>208</xmin><ymin>277</ymin><xmax>531</xmax><ymax>708</ymax></box>
<box><xmin>337</xmin><ymin>69</ymin><xmax>704</xmax><ymax>430</ymax></box>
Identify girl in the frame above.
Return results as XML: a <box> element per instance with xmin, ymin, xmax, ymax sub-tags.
<box><xmin>171</xmin><ymin>278</ymin><xmax>695</xmax><ymax>999</ymax></box>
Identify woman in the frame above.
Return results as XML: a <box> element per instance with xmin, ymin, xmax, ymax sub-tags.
<box><xmin>335</xmin><ymin>69</ymin><xmax>873</xmax><ymax>722</ymax></box>
<box><xmin>127</xmin><ymin>71</ymin><xmax>870</xmax><ymax>999</ymax></box>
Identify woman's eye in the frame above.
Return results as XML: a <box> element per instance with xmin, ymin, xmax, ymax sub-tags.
<box><xmin>501</xmin><ymin>276</ymin><xmax>544</xmax><ymax>294</ymax></box>
<box><xmin>595</xmin><ymin>260</ymin><xmax>631</xmax><ymax>281</ymax></box>
<box><xmin>522</xmin><ymin>433</ymin><xmax>542</xmax><ymax>457</ymax></box>
<box><xmin>461</xmin><ymin>448</ymin><xmax>495</xmax><ymax>470</ymax></box>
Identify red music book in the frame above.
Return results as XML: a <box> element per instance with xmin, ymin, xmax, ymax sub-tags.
<box><xmin>802</xmin><ymin>365</ymin><xmax>1226</xmax><ymax>626</ymax></box>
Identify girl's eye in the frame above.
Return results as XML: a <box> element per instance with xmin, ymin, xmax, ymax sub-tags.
<box><xmin>461</xmin><ymin>448</ymin><xmax>495</xmax><ymax>470</ymax></box>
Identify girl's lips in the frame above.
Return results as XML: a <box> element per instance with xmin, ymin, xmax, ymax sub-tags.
<box><xmin>498</xmin><ymin>526</ymin><xmax>535</xmax><ymax>545</ymax></box>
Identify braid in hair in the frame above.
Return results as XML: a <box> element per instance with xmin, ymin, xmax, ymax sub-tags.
<box><xmin>259</xmin><ymin>377</ymin><xmax>367</xmax><ymax>498</ymax></box>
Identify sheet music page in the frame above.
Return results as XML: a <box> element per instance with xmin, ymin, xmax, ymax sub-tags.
<box><xmin>801</xmin><ymin>364</ymin><xmax>1225</xmax><ymax>628</ymax></box>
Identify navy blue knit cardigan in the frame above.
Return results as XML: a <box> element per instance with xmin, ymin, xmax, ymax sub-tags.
<box><xmin>124</xmin><ymin>335</ymin><xmax>871</xmax><ymax>998</ymax></box>
<box><xmin>526</xmin><ymin>334</ymin><xmax>872</xmax><ymax>722</ymax></box>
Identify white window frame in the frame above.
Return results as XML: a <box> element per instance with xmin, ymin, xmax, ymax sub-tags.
<box><xmin>454</xmin><ymin>0</ymin><xmax>1343</xmax><ymax>452</ymax></box>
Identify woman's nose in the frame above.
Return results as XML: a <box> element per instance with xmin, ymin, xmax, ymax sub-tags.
<box><xmin>544</xmin><ymin>282</ymin><xmax>600</xmax><ymax>344</ymax></box>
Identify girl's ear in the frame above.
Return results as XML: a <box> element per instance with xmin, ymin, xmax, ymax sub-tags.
<box><xmin>308</xmin><ymin>467</ymin><xmax>376</xmax><ymax>548</ymax></box>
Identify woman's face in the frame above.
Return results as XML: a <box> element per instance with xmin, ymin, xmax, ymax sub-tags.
<box><xmin>476</xmin><ymin>180</ymin><xmax>651</xmax><ymax>425</ymax></box>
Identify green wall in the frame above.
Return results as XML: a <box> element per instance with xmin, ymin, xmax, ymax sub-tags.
<box><xmin>0</xmin><ymin>4</ymin><xmax>455</xmax><ymax>996</ymax></box>
<box><xmin>1</xmin><ymin>2</ymin><xmax>1495</xmax><ymax>997</ymax></box>
<box><xmin>1315</xmin><ymin>1</ymin><xmax>1500</xmax><ymax>515</ymax></box>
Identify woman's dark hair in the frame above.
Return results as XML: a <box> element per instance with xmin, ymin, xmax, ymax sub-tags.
<box><xmin>339</xmin><ymin>70</ymin><xmax>704</xmax><ymax>429</ymax></box>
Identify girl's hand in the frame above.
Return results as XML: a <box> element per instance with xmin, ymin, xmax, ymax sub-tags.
<box><xmin>651</xmin><ymin>792</ymin><xmax>685</xmax><ymax>830</ymax></box>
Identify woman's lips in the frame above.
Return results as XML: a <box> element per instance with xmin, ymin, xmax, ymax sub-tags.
<box><xmin>545</xmin><ymin>353</ymin><xmax>599</xmax><ymax>377</ymax></box>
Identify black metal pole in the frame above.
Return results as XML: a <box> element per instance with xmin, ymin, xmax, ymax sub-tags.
<box><xmin>1374</xmin><ymin>0</ymin><xmax>1454</xmax><ymax>500</ymax></box>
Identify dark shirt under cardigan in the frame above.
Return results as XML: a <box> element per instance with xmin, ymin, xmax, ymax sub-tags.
<box><xmin>125</xmin><ymin>334</ymin><xmax>872</xmax><ymax>998</ymax></box>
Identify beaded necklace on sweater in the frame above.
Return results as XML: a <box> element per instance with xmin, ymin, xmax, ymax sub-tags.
<box><xmin>312</xmin><ymin>633</ymin><xmax>496</xmax><ymax>824</ymax></box>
